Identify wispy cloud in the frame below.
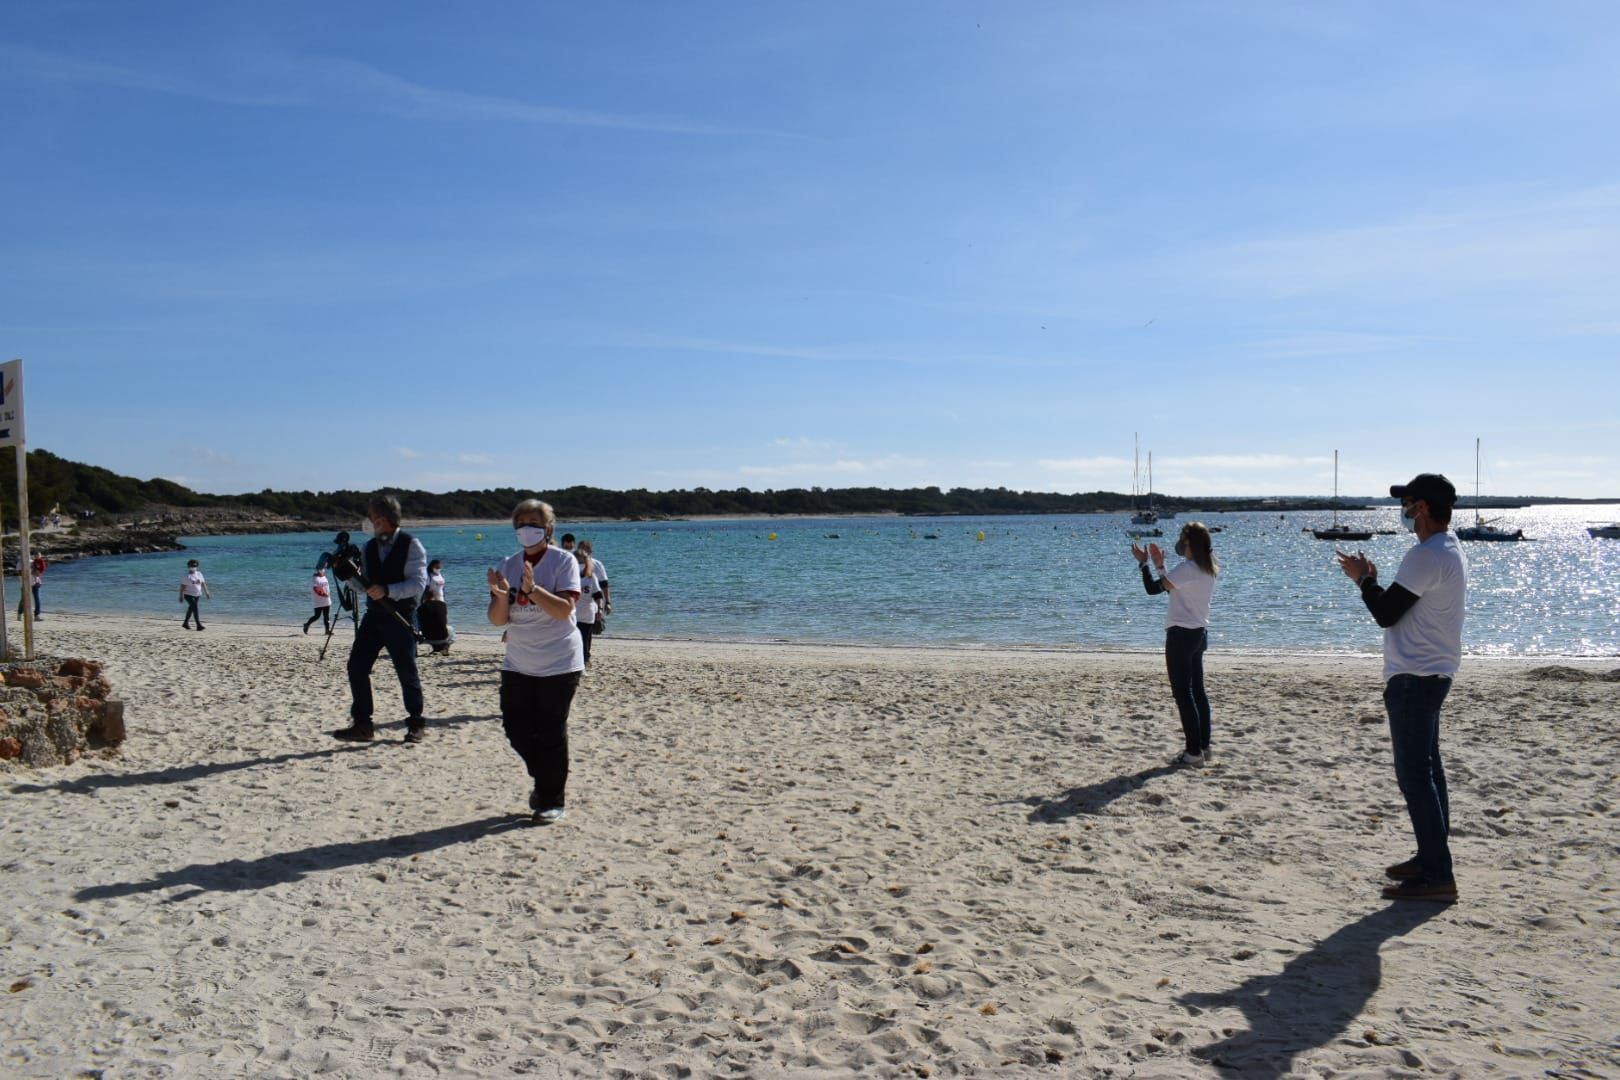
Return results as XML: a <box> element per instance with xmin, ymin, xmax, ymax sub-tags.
<box><xmin>1191</xmin><ymin>184</ymin><xmax>1620</xmax><ymax>303</ymax></box>
<box><xmin>414</xmin><ymin>469</ymin><xmax>518</xmax><ymax>489</ymax></box>
<box><xmin>455</xmin><ymin>452</ymin><xmax>495</xmax><ymax>466</ymax></box>
<box><xmin>738</xmin><ymin>455</ymin><xmax>928</xmax><ymax>479</ymax></box>
<box><xmin>1036</xmin><ymin>455</ymin><xmax>1129</xmax><ymax>473</ymax></box>
<box><xmin>1157</xmin><ymin>453</ymin><xmax>1330</xmax><ymax>470</ymax></box>
<box><xmin>1248</xmin><ymin>331</ymin><xmax>1445</xmax><ymax>359</ymax></box>
<box><xmin>394</xmin><ymin>447</ymin><xmax>422</xmax><ymax>459</ymax></box>
<box><xmin>0</xmin><ymin>43</ymin><xmax>797</xmax><ymax>138</ymax></box>
<box><xmin>772</xmin><ymin>436</ymin><xmax>837</xmax><ymax>452</ymax></box>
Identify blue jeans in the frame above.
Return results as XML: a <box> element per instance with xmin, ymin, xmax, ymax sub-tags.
<box><xmin>347</xmin><ymin>604</ymin><xmax>424</xmax><ymax>724</ymax></box>
<box><xmin>1165</xmin><ymin>626</ymin><xmax>1211</xmax><ymax>754</ymax></box>
<box><xmin>1384</xmin><ymin>674</ymin><xmax>1453</xmax><ymax>882</ymax></box>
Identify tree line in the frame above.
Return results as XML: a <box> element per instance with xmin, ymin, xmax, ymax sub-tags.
<box><xmin>3</xmin><ymin>448</ymin><xmax>1226</xmax><ymax>524</ymax></box>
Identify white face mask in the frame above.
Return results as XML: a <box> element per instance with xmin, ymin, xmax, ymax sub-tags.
<box><xmin>515</xmin><ymin>525</ymin><xmax>548</xmax><ymax>548</ymax></box>
<box><xmin>1401</xmin><ymin>510</ymin><xmax>1418</xmax><ymax>533</ymax></box>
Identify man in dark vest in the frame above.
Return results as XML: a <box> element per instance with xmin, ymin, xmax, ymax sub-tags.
<box><xmin>334</xmin><ymin>494</ymin><xmax>430</xmax><ymax>743</ymax></box>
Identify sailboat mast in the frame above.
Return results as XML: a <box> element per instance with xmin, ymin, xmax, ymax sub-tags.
<box><xmin>1475</xmin><ymin>437</ymin><xmax>1482</xmax><ymax>525</ymax></box>
<box><xmin>1332</xmin><ymin>449</ymin><xmax>1339</xmax><ymax>526</ymax></box>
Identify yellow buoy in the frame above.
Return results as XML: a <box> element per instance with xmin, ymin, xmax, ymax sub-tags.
<box><xmin>474</xmin><ymin>533</ymin><xmax>483</xmax><ymax>541</ymax></box>
<box><xmin>767</xmin><ymin>532</ymin><xmax>777</xmax><ymax>541</ymax></box>
<box><xmin>975</xmin><ymin>530</ymin><xmax>985</xmax><ymax>542</ymax></box>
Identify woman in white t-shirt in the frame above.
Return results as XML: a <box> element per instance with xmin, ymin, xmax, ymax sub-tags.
<box><xmin>1132</xmin><ymin>522</ymin><xmax>1219</xmax><ymax>767</ymax></box>
<box><xmin>303</xmin><ymin>570</ymin><xmax>333</xmax><ymax>634</ymax></box>
<box><xmin>573</xmin><ymin>548</ymin><xmax>602</xmax><ymax>667</ymax></box>
<box><xmin>486</xmin><ymin>499</ymin><xmax>583</xmax><ymax>824</ymax></box>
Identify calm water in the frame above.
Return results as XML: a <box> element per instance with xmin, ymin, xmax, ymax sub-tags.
<box><xmin>20</xmin><ymin>505</ymin><xmax>1620</xmax><ymax>656</ymax></box>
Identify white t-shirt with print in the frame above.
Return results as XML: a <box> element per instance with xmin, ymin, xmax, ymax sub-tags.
<box><xmin>425</xmin><ymin>570</ymin><xmax>446</xmax><ymax>603</ymax></box>
<box><xmin>312</xmin><ymin>572</ymin><xmax>332</xmax><ymax>609</ymax></box>
<box><xmin>181</xmin><ymin>570</ymin><xmax>207</xmax><ymax>597</ymax></box>
<box><xmin>497</xmin><ymin>546</ymin><xmax>584</xmax><ymax>678</ymax></box>
<box><xmin>589</xmin><ymin>557</ymin><xmax>607</xmax><ymax>584</ymax></box>
<box><xmin>1385</xmin><ymin>531</ymin><xmax>1467</xmax><ymax>681</ymax></box>
<box><xmin>1164</xmin><ymin>560</ymin><xmax>1216</xmax><ymax>629</ymax></box>
<box><xmin>576</xmin><ymin>567</ymin><xmax>598</xmax><ymax>625</ymax></box>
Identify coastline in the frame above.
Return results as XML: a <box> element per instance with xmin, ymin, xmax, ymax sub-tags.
<box><xmin>4</xmin><ymin>615</ymin><xmax>1616</xmax><ymax>1076</ymax></box>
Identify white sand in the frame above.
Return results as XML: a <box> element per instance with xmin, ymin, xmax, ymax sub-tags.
<box><xmin>3</xmin><ymin>613</ymin><xmax>1616</xmax><ymax>1078</ymax></box>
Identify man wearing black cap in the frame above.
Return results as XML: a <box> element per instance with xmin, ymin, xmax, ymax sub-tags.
<box><xmin>316</xmin><ymin>530</ymin><xmax>364</xmax><ymax>632</ymax></box>
<box><xmin>1336</xmin><ymin>473</ymin><xmax>1467</xmax><ymax>902</ymax></box>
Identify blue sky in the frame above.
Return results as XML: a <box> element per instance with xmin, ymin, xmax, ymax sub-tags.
<box><xmin>4</xmin><ymin>2</ymin><xmax>1618</xmax><ymax>499</ymax></box>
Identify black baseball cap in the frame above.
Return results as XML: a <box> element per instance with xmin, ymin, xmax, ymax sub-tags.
<box><xmin>1389</xmin><ymin>473</ymin><xmax>1456</xmax><ymax>509</ymax></box>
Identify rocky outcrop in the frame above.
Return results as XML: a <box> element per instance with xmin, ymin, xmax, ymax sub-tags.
<box><xmin>0</xmin><ymin>658</ymin><xmax>125</xmax><ymax>767</ymax></box>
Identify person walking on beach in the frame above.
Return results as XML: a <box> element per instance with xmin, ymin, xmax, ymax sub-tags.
<box><xmin>303</xmin><ymin>569</ymin><xmax>332</xmax><ymax>634</ymax></box>
<box><xmin>179</xmin><ymin>558</ymin><xmax>210</xmax><ymax>630</ymax></box>
<box><xmin>573</xmin><ymin>547</ymin><xmax>601</xmax><ymax>667</ymax></box>
<box><xmin>487</xmin><ymin>499</ymin><xmax>583</xmax><ymax>824</ymax></box>
<box><xmin>1132</xmin><ymin>522</ymin><xmax>1219</xmax><ymax>767</ymax></box>
<box><xmin>577</xmin><ymin>539</ymin><xmax>611</xmax><ymax>618</ymax></box>
<box><xmin>334</xmin><ymin>495</ymin><xmax>429</xmax><ymax>744</ymax></box>
<box><xmin>1336</xmin><ymin>472</ymin><xmax>1467</xmax><ymax>903</ymax></box>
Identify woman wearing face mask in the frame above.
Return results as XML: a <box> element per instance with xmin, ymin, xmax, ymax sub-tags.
<box><xmin>1131</xmin><ymin>522</ymin><xmax>1220</xmax><ymax>767</ymax></box>
<box><xmin>486</xmin><ymin>499</ymin><xmax>584</xmax><ymax>824</ymax></box>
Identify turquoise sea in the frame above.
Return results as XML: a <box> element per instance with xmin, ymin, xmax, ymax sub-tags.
<box><xmin>21</xmin><ymin>505</ymin><xmax>1620</xmax><ymax>657</ymax></box>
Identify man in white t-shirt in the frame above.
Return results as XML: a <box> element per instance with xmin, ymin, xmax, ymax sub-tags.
<box><xmin>1337</xmin><ymin>472</ymin><xmax>1467</xmax><ymax>903</ymax></box>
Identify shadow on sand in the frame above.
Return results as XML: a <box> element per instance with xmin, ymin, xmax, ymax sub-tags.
<box><xmin>76</xmin><ymin>814</ymin><xmax>533</xmax><ymax>903</ymax></box>
<box><xmin>1023</xmin><ymin>764</ymin><xmax>1175</xmax><ymax>822</ymax></box>
<box><xmin>10</xmin><ymin>714</ymin><xmax>496</xmax><ymax>796</ymax></box>
<box><xmin>1177</xmin><ymin>903</ymin><xmax>1447</xmax><ymax>1078</ymax></box>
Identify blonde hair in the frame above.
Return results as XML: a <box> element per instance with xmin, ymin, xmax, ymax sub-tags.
<box><xmin>1181</xmin><ymin>522</ymin><xmax>1218</xmax><ymax>577</ymax></box>
<box><xmin>510</xmin><ymin>499</ymin><xmax>556</xmax><ymax>532</ymax></box>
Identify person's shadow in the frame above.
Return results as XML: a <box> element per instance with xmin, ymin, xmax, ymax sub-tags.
<box><xmin>1023</xmin><ymin>765</ymin><xmax>1174</xmax><ymax>822</ymax></box>
<box><xmin>1177</xmin><ymin>904</ymin><xmax>1446</xmax><ymax>1078</ymax></box>
<box><xmin>10</xmin><ymin>714</ymin><xmax>497</xmax><ymax>796</ymax></box>
<box><xmin>75</xmin><ymin>814</ymin><xmax>532</xmax><ymax>904</ymax></box>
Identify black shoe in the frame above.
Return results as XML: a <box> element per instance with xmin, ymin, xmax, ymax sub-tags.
<box><xmin>196</xmin><ymin>625</ymin><xmax>205</xmax><ymax>631</ymax></box>
<box><xmin>333</xmin><ymin>724</ymin><xmax>376</xmax><ymax>742</ymax></box>
<box><xmin>528</xmin><ymin>787</ymin><xmax>542</xmax><ymax>811</ymax></box>
<box><xmin>403</xmin><ymin>720</ymin><xmax>426</xmax><ymax>744</ymax></box>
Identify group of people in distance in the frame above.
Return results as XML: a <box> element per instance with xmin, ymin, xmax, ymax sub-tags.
<box><xmin>327</xmin><ymin>495</ymin><xmax>608</xmax><ymax>826</ymax></box>
<box><xmin>1132</xmin><ymin>471</ymin><xmax>1467</xmax><ymax>904</ymax></box>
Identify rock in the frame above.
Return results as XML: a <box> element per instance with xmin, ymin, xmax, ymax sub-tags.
<box><xmin>0</xmin><ymin>657</ymin><xmax>125</xmax><ymax>766</ymax></box>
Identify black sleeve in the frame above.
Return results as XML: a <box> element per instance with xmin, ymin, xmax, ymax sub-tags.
<box><xmin>1140</xmin><ymin>563</ymin><xmax>1168</xmax><ymax>595</ymax></box>
<box><xmin>1359</xmin><ymin>579</ymin><xmax>1420</xmax><ymax>628</ymax></box>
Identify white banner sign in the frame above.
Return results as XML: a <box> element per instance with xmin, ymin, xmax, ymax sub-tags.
<box><xmin>0</xmin><ymin>359</ymin><xmax>22</xmax><ymax>448</ymax></box>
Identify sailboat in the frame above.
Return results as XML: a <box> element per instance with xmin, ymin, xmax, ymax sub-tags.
<box><xmin>1312</xmin><ymin>450</ymin><xmax>1373</xmax><ymax>541</ymax></box>
<box><xmin>1130</xmin><ymin>440</ymin><xmax>1158</xmax><ymax>526</ymax></box>
<box><xmin>1126</xmin><ymin>435</ymin><xmax>1161</xmax><ymax>536</ymax></box>
<box><xmin>1456</xmin><ymin>439</ymin><xmax>1529</xmax><ymax>542</ymax></box>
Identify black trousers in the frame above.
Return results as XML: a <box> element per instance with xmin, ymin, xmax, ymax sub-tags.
<box><xmin>1165</xmin><ymin>625</ymin><xmax>1211</xmax><ymax>754</ymax></box>
<box><xmin>576</xmin><ymin>622</ymin><xmax>594</xmax><ymax>664</ymax></box>
<box><xmin>500</xmin><ymin>669</ymin><xmax>581</xmax><ymax>808</ymax></box>
<box><xmin>347</xmin><ymin>605</ymin><xmax>423</xmax><ymax>724</ymax></box>
<box><xmin>182</xmin><ymin>594</ymin><xmax>203</xmax><ymax>627</ymax></box>
<box><xmin>304</xmin><ymin>606</ymin><xmax>332</xmax><ymax>632</ymax></box>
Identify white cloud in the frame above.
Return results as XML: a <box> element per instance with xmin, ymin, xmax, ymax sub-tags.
<box><xmin>1036</xmin><ymin>455</ymin><xmax>1129</xmax><ymax>472</ymax></box>
<box><xmin>394</xmin><ymin>447</ymin><xmax>422</xmax><ymax>459</ymax></box>
<box><xmin>1157</xmin><ymin>453</ymin><xmax>1330</xmax><ymax>470</ymax></box>
<box><xmin>772</xmin><ymin>436</ymin><xmax>836</xmax><ymax>452</ymax></box>
<box><xmin>738</xmin><ymin>455</ymin><xmax>928</xmax><ymax>480</ymax></box>
<box><xmin>456</xmin><ymin>452</ymin><xmax>496</xmax><ymax>466</ymax></box>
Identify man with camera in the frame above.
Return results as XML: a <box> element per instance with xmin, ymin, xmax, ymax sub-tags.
<box><xmin>333</xmin><ymin>495</ymin><xmax>430</xmax><ymax>744</ymax></box>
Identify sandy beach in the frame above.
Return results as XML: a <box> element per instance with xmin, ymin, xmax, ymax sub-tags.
<box><xmin>2</xmin><ymin>614</ymin><xmax>1616</xmax><ymax>1078</ymax></box>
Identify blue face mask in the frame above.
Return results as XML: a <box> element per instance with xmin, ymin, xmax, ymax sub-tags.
<box><xmin>515</xmin><ymin>525</ymin><xmax>548</xmax><ymax>548</ymax></box>
<box><xmin>1401</xmin><ymin>511</ymin><xmax>1417</xmax><ymax>533</ymax></box>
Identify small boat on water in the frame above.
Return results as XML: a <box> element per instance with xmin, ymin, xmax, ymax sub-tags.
<box><xmin>1312</xmin><ymin>450</ymin><xmax>1373</xmax><ymax>541</ymax></box>
<box><xmin>1130</xmin><ymin>439</ymin><xmax>1157</xmax><ymax>525</ymax></box>
<box><xmin>1456</xmin><ymin>439</ymin><xmax>1531</xmax><ymax>542</ymax></box>
<box><xmin>1589</xmin><ymin>524</ymin><xmax>1620</xmax><ymax>539</ymax></box>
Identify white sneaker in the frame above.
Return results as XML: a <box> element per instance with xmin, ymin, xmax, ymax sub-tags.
<box><xmin>1172</xmin><ymin>750</ymin><xmax>1205</xmax><ymax>768</ymax></box>
<box><xmin>534</xmin><ymin>807</ymin><xmax>567</xmax><ymax>825</ymax></box>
